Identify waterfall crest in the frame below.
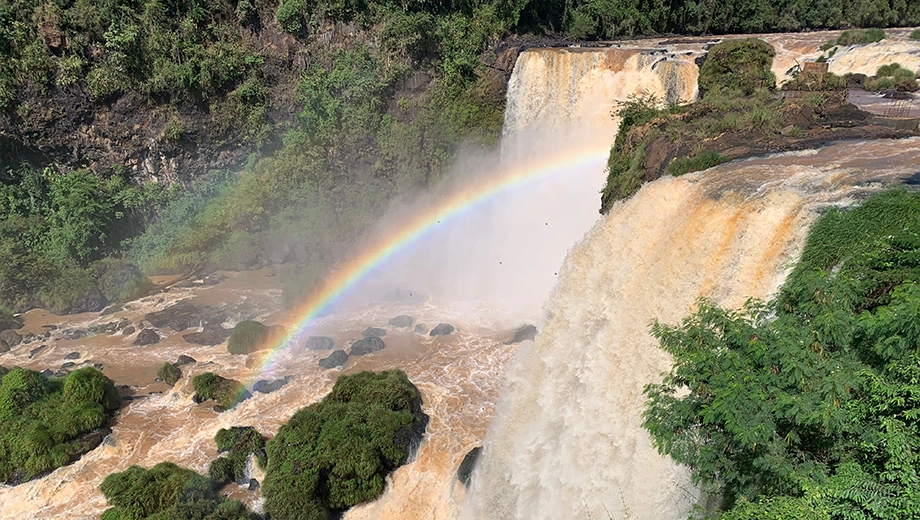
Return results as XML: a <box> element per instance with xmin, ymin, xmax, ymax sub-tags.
<box><xmin>464</xmin><ymin>138</ymin><xmax>920</xmax><ymax>519</ymax></box>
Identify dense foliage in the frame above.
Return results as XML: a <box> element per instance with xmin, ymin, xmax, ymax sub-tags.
<box><xmin>208</xmin><ymin>426</ymin><xmax>266</xmax><ymax>486</ymax></box>
<box><xmin>601</xmin><ymin>40</ymin><xmax>780</xmax><ymax>211</ymax></box>
<box><xmin>192</xmin><ymin>372</ymin><xmax>248</xmax><ymax>410</ymax></box>
<box><xmin>644</xmin><ymin>189</ymin><xmax>920</xmax><ymax>518</ymax></box>
<box><xmin>157</xmin><ymin>362</ymin><xmax>181</xmax><ymax>386</ymax></box>
<box><xmin>0</xmin><ymin>366</ymin><xmax>120</xmax><ymax>483</ymax></box>
<box><xmin>227</xmin><ymin>320</ymin><xmax>269</xmax><ymax>355</ymax></box>
<box><xmin>262</xmin><ymin>369</ymin><xmax>427</xmax><ymax>519</ymax></box>
<box><xmin>0</xmin><ymin>165</ymin><xmax>165</xmax><ymax>312</ymax></box>
<box><xmin>99</xmin><ymin>462</ymin><xmax>256</xmax><ymax>520</ymax></box>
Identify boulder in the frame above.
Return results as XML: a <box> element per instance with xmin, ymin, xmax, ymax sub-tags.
<box><xmin>40</xmin><ymin>369</ymin><xmax>54</xmax><ymax>377</ymax></box>
<box><xmin>253</xmin><ymin>376</ymin><xmax>292</xmax><ymax>394</ymax></box>
<box><xmin>305</xmin><ymin>336</ymin><xmax>335</xmax><ymax>350</ymax></box>
<box><xmin>121</xmin><ymin>326</ymin><xmax>136</xmax><ymax>336</ymax></box>
<box><xmin>388</xmin><ymin>315</ymin><xmax>415</xmax><ymax>328</ymax></box>
<box><xmin>457</xmin><ymin>446</ymin><xmax>483</xmax><ymax>487</ymax></box>
<box><xmin>183</xmin><ymin>329</ymin><xmax>231</xmax><ymax>346</ymax></box>
<box><xmin>350</xmin><ymin>336</ymin><xmax>386</xmax><ymax>356</ymax></box>
<box><xmin>175</xmin><ymin>355</ymin><xmax>197</xmax><ymax>366</ymax></box>
<box><xmin>61</xmin><ymin>329</ymin><xmax>87</xmax><ymax>340</ymax></box>
<box><xmin>362</xmin><ymin>327</ymin><xmax>387</xmax><ymax>338</ymax></box>
<box><xmin>414</xmin><ymin>324</ymin><xmax>428</xmax><ymax>335</ymax></box>
<box><xmin>506</xmin><ymin>324</ymin><xmax>538</xmax><ymax>344</ymax></box>
<box><xmin>144</xmin><ymin>302</ymin><xmax>207</xmax><ymax>332</ymax></box>
<box><xmin>0</xmin><ymin>330</ymin><xmax>21</xmax><ymax>348</ymax></box>
<box><xmin>429</xmin><ymin>323</ymin><xmax>455</xmax><ymax>336</ymax></box>
<box><xmin>29</xmin><ymin>345</ymin><xmax>46</xmax><ymax>358</ymax></box>
<box><xmin>134</xmin><ymin>329</ymin><xmax>161</xmax><ymax>346</ymax></box>
<box><xmin>60</xmin><ymin>362</ymin><xmax>76</xmax><ymax>370</ymax></box>
<box><xmin>65</xmin><ymin>351</ymin><xmax>81</xmax><ymax>360</ymax></box>
<box><xmin>248</xmin><ymin>478</ymin><xmax>260</xmax><ymax>491</ymax></box>
<box><xmin>319</xmin><ymin>350</ymin><xmax>348</xmax><ymax>369</ymax></box>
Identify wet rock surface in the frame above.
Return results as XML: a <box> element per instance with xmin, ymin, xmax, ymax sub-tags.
<box><xmin>305</xmin><ymin>336</ymin><xmax>335</xmax><ymax>350</ymax></box>
<box><xmin>133</xmin><ymin>329</ymin><xmax>161</xmax><ymax>346</ymax></box>
<box><xmin>388</xmin><ymin>315</ymin><xmax>415</xmax><ymax>328</ymax></box>
<box><xmin>350</xmin><ymin>336</ymin><xmax>386</xmax><ymax>356</ymax></box>
<box><xmin>506</xmin><ymin>324</ymin><xmax>538</xmax><ymax>344</ymax></box>
<box><xmin>429</xmin><ymin>323</ymin><xmax>455</xmax><ymax>336</ymax></box>
<box><xmin>362</xmin><ymin>326</ymin><xmax>387</xmax><ymax>338</ymax></box>
<box><xmin>319</xmin><ymin>350</ymin><xmax>348</xmax><ymax>369</ymax></box>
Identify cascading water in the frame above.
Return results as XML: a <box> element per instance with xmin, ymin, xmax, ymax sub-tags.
<box><xmin>463</xmin><ymin>139</ymin><xmax>920</xmax><ymax>519</ymax></box>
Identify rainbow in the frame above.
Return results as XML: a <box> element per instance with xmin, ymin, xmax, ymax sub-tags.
<box><xmin>243</xmin><ymin>142</ymin><xmax>610</xmax><ymax>385</ymax></box>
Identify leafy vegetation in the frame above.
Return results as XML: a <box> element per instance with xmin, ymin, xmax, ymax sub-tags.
<box><xmin>99</xmin><ymin>462</ymin><xmax>256</xmax><ymax>520</ymax></box>
<box><xmin>698</xmin><ymin>39</ymin><xmax>776</xmax><ymax>97</ymax></box>
<box><xmin>262</xmin><ymin>369</ymin><xmax>427</xmax><ymax>519</ymax></box>
<box><xmin>192</xmin><ymin>372</ymin><xmax>248</xmax><ymax>411</ymax></box>
<box><xmin>227</xmin><ymin>321</ymin><xmax>269</xmax><ymax>355</ymax></box>
<box><xmin>644</xmin><ymin>189</ymin><xmax>920</xmax><ymax>518</ymax></box>
<box><xmin>208</xmin><ymin>426</ymin><xmax>266</xmax><ymax>486</ymax></box>
<box><xmin>157</xmin><ymin>363</ymin><xmax>181</xmax><ymax>386</ymax></box>
<box><xmin>601</xmin><ymin>41</ymin><xmax>782</xmax><ymax>212</ymax></box>
<box><xmin>0</xmin><ymin>367</ymin><xmax>120</xmax><ymax>483</ymax></box>
<box><xmin>864</xmin><ymin>63</ymin><xmax>919</xmax><ymax>91</ymax></box>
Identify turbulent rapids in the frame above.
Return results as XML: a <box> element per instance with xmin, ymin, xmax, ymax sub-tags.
<box><xmin>2</xmin><ymin>29</ymin><xmax>920</xmax><ymax>520</ymax></box>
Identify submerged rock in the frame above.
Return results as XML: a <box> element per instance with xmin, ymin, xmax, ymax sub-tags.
<box><xmin>457</xmin><ymin>446</ymin><xmax>483</xmax><ymax>487</ymax></box>
<box><xmin>134</xmin><ymin>328</ymin><xmax>161</xmax><ymax>346</ymax></box>
<box><xmin>65</xmin><ymin>351</ymin><xmax>81</xmax><ymax>360</ymax></box>
<box><xmin>305</xmin><ymin>336</ymin><xmax>334</xmax><ymax>350</ymax></box>
<box><xmin>429</xmin><ymin>323</ymin><xmax>455</xmax><ymax>336</ymax></box>
<box><xmin>253</xmin><ymin>376</ymin><xmax>292</xmax><ymax>394</ymax></box>
<box><xmin>175</xmin><ymin>355</ymin><xmax>197</xmax><ymax>366</ymax></box>
<box><xmin>319</xmin><ymin>350</ymin><xmax>348</xmax><ymax>369</ymax></box>
<box><xmin>506</xmin><ymin>324</ymin><xmax>538</xmax><ymax>344</ymax></box>
<box><xmin>350</xmin><ymin>336</ymin><xmax>386</xmax><ymax>356</ymax></box>
<box><xmin>362</xmin><ymin>327</ymin><xmax>387</xmax><ymax>338</ymax></box>
<box><xmin>121</xmin><ymin>326</ymin><xmax>136</xmax><ymax>336</ymax></box>
<box><xmin>414</xmin><ymin>324</ymin><xmax>428</xmax><ymax>335</ymax></box>
<box><xmin>183</xmin><ymin>329</ymin><xmax>231</xmax><ymax>346</ymax></box>
<box><xmin>388</xmin><ymin>315</ymin><xmax>415</xmax><ymax>328</ymax></box>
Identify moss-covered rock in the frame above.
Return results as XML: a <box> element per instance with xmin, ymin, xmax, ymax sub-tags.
<box><xmin>209</xmin><ymin>426</ymin><xmax>266</xmax><ymax>486</ymax></box>
<box><xmin>698</xmin><ymin>39</ymin><xmax>776</xmax><ymax>96</ymax></box>
<box><xmin>192</xmin><ymin>372</ymin><xmax>250</xmax><ymax>411</ymax></box>
<box><xmin>99</xmin><ymin>462</ymin><xmax>254</xmax><ymax>520</ymax></box>
<box><xmin>0</xmin><ymin>367</ymin><xmax>120</xmax><ymax>484</ymax></box>
<box><xmin>157</xmin><ymin>363</ymin><xmax>181</xmax><ymax>386</ymax></box>
<box><xmin>262</xmin><ymin>369</ymin><xmax>428</xmax><ymax>519</ymax></box>
<box><xmin>227</xmin><ymin>320</ymin><xmax>269</xmax><ymax>355</ymax></box>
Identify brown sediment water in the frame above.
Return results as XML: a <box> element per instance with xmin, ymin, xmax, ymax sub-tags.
<box><xmin>3</xmin><ymin>30</ymin><xmax>920</xmax><ymax>520</ymax></box>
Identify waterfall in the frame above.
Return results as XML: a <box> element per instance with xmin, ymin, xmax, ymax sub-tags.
<box><xmin>463</xmin><ymin>138</ymin><xmax>920</xmax><ymax>519</ymax></box>
<box><xmin>501</xmin><ymin>47</ymin><xmax>699</xmax><ymax>155</ymax></box>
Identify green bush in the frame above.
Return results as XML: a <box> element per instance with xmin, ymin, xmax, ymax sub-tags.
<box><xmin>263</xmin><ymin>370</ymin><xmax>427</xmax><ymax>519</ymax></box>
<box><xmin>192</xmin><ymin>372</ymin><xmax>248</xmax><ymax>410</ymax></box>
<box><xmin>698</xmin><ymin>39</ymin><xmax>776</xmax><ymax>96</ymax></box>
<box><xmin>0</xmin><ymin>367</ymin><xmax>119</xmax><ymax>483</ymax></box>
<box><xmin>209</xmin><ymin>426</ymin><xmax>265</xmax><ymax>486</ymax></box>
<box><xmin>99</xmin><ymin>462</ymin><xmax>253</xmax><ymax>520</ymax></box>
<box><xmin>157</xmin><ymin>363</ymin><xmax>181</xmax><ymax>386</ymax></box>
<box><xmin>227</xmin><ymin>320</ymin><xmax>269</xmax><ymax>355</ymax></box>
<box><xmin>644</xmin><ymin>189</ymin><xmax>920</xmax><ymax>516</ymax></box>
<box><xmin>836</xmin><ymin>28</ymin><xmax>886</xmax><ymax>46</ymax></box>
<box><xmin>664</xmin><ymin>150</ymin><xmax>729</xmax><ymax>176</ymax></box>
<box><xmin>911</xmin><ymin>29</ymin><xmax>920</xmax><ymax>40</ymax></box>
<box><xmin>864</xmin><ymin>62</ymin><xmax>918</xmax><ymax>91</ymax></box>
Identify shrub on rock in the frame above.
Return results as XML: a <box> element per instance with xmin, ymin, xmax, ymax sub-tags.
<box><xmin>192</xmin><ymin>372</ymin><xmax>250</xmax><ymax>411</ymax></box>
<box><xmin>209</xmin><ymin>426</ymin><xmax>266</xmax><ymax>486</ymax></box>
<box><xmin>99</xmin><ymin>462</ymin><xmax>253</xmax><ymax>520</ymax></box>
<box><xmin>0</xmin><ymin>367</ymin><xmax>119</xmax><ymax>483</ymax></box>
<box><xmin>157</xmin><ymin>363</ymin><xmax>181</xmax><ymax>386</ymax></box>
<box><xmin>227</xmin><ymin>320</ymin><xmax>269</xmax><ymax>355</ymax></box>
<box><xmin>698</xmin><ymin>38</ymin><xmax>776</xmax><ymax>96</ymax></box>
<box><xmin>263</xmin><ymin>369</ymin><xmax>428</xmax><ymax>519</ymax></box>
